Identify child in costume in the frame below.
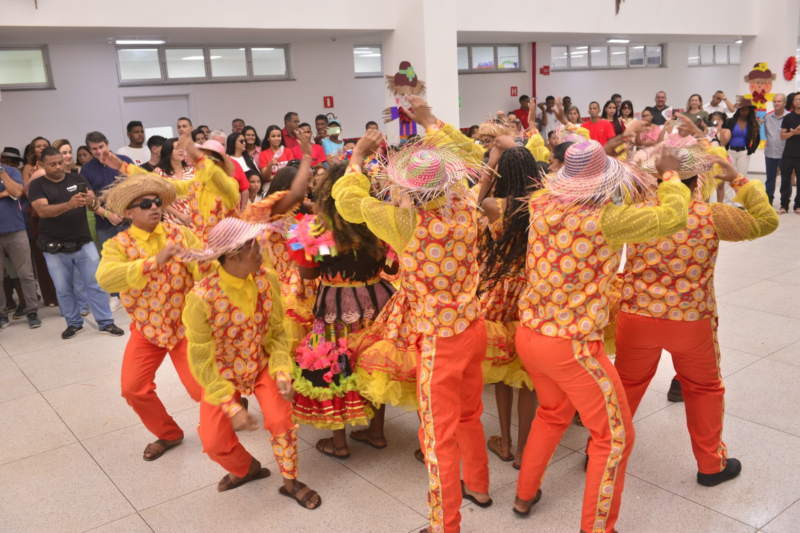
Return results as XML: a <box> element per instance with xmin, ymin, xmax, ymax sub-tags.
<box><xmin>333</xmin><ymin>96</ymin><xmax>492</xmax><ymax>533</ymax></box>
<box><xmin>289</xmin><ymin>163</ymin><xmax>398</xmax><ymax>458</ymax></box>
<box><xmin>513</xmin><ymin>126</ymin><xmax>692</xmax><ymax>533</ymax></box>
<box><xmin>95</xmin><ymin>152</ymin><xmax>207</xmax><ymax>461</ymax></box>
<box><xmin>615</xmin><ymin>116</ymin><xmax>779</xmax><ymax>487</ymax></box>
<box><xmin>180</xmin><ymin>218</ymin><xmax>321</xmax><ymax>508</ymax></box>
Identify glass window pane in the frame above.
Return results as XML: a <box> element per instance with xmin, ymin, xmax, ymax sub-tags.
<box><xmin>472</xmin><ymin>46</ymin><xmax>494</xmax><ymax>69</ymax></box>
<box><xmin>0</xmin><ymin>49</ymin><xmax>47</xmax><ymax>86</ymax></box>
<box><xmin>570</xmin><ymin>46</ymin><xmax>588</xmax><ymax>68</ymax></box>
<box><xmin>118</xmin><ymin>49</ymin><xmax>161</xmax><ymax>81</ymax></box>
<box><xmin>646</xmin><ymin>45</ymin><xmax>662</xmax><ymax>67</ymax></box>
<box><xmin>457</xmin><ymin>47</ymin><xmax>469</xmax><ymax>70</ymax></box>
<box><xmin>165</xmin><ymin>48</ymin><xmax>205</xmax><ymax>79</ymax></box>
<box><xmin>700</xmin><ymin>44</ymin><xmax>715</xmax><ymax>65</ymax></box>
<box><xmin>610</xmin><ymin>46</ymin><xmax>627</xmax><ymax>67</ymax></box>
<box><xmin>497</xmin><ymin>46</ymin><xmax>519</xmax><ymax>69</ymax></box>
<box><xmin>209</xmin><ymin>48</ymin><xmax>246</xmax><ymax>78</ymax></box>
<box><xmin>252</xmin><ymin>47</ymin><xmax>287</xmax><ymax>77</ymax></box>
<box><xmin>590</xmin><ymin>46</ymin><xmax>608</xmax><ymax>68</ymax></box>
<box><xmin>688</xmin><ymin>44</ymin><xmax>700</xmax><ymax>66</ymax></box>
<box><xmin>551</xmin><ymin>45</ymin><xmax>568</xmax><ymax>69</ymax></box>
<box><xmin>629</xmin><ymin>45</ymin><xmax>645</xmax><ymax>66</ymax></box>
<box><xmin>353</xmin><ymin>46</ymin><xmax>381</xmax><ymax>74</ymax></box>
<box><xmin>729</xmin><ymin>44</ymin><xmax>741</xmax><ymax>64</ymax></box>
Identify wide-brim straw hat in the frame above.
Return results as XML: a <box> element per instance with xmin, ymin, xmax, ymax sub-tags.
<box><xmin>546</xmin><ymin>140</ymin><xmax>655</xmax><ymax>204</ymax></box>
<box><xmin>553</xmin><ymin>123</ymin><xmax>590</xmax><ymax>145</ymax></box>
<box><xmin>101</xmin><ymin>173</ymin><xmax>178</xmax><ymax>217</ymax></box>
<box><xmin>180</xmin><ymin>217</ymin><xmax>267</xmax><ymax>263</ymax></box>
<box><xmin>629</xmin><ymin>142</ymin><xmax>716</xmax><ymax>180</ymax></box>
<box><xmin>199</xmin><ymin>140</ymin><xmax>236</xmax><ymax>177</ymax></box>
<box><xmin>478</xmin><ymin>118</ymin><xmax>515</xmax><ymax>139</ymax></box>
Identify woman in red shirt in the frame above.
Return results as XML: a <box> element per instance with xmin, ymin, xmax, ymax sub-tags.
<box><xmin>258</xmin><ymin>125</ymin><xmax>294</xmax><ymax>186</ymax></box>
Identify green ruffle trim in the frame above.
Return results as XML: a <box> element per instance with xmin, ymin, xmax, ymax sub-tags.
<box><xmin>356</xmin><ymin>367</ymin><xmax>419</xmax><ymax>411</ymax></box>
<box><xmin>291</xmin><ymin>366</ymin><xmax>362</xmax><ymax>401</ymax></box>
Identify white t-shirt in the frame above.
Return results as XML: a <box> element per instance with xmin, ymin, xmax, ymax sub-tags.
<box><xmin>117</xmin><ymin>146</ymin><xmax>151</xmax><ymax>166</ymax></box>
<box><xmin>704</xmin><ymin>102</ymin><xmax>731</xmax><ymax>117</ymax></box>
<box><xmin>536</xmin><ymin>109</ymin><xmax>558</xmax><ymax>137</ymax></box>
<box><xmin>231</xmin><ymin>155</ymin><xmax>257</xmax><ymax>174</ymax></box>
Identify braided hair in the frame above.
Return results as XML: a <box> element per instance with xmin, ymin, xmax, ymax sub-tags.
<box><xmin>313</xmin><ymin>163</ymin><xmax>385</xmax><ymax>260</ymax></box>
<box><xmin>478</xmin><ymin>146</ymin><xmax>544</xmax><ymax>294</ymax></box>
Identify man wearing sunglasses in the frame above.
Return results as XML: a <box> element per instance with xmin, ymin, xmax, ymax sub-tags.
<box><xmin>96</xmin><ymin>157</ymin><xmax>212</xmax><ymax>462</ymax></box>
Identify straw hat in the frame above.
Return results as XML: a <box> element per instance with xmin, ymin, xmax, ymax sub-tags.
<box><xmin>101</xmin><ymin>173</ymin><xmax>177</xmax><ymax>217</ymax></box>
<box><xmin>478</xmin><ymin>118</ymin><xmax>515</xmax><ymax>139</ymax></box>
<box><xmin>553</xmin><ymin>123</ymin><xmax>590</xmax><ymax>145</ymax></box>
<box><xmin>629</xmin><ymin>142</ymin><xmax>716</xmax><ymax>180</ymax></box>
<box><xmin>198</xmin><ymin>140</ymin><xmax>236</xmax><ymax>177</ymax></box>
<box><xmin>180</xmin><ymin>217</ymin><xmax>267</xmax><ymax>262</ymax></box>
<box><xmin>546</xmin><ymin>140</ymin><xmax>654</xmax><ymax>204</ymax></box>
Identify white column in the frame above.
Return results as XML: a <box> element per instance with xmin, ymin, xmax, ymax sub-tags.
<box><xmin>381</xmin><ymin>0</ymin><xmax>460</xmax><ymax>130</ymax></box>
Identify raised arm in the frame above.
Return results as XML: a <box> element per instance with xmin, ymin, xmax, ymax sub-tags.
<box><xmin>271</xmin><ymin>129</ymin><xmax>312</xmax><ymax>215</ymax></box>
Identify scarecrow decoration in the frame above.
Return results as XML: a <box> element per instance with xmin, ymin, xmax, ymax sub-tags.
<box><xmin>382</xmin><ymin>61</ymin><xmax>427</xmax><ymax>140</ymax></box>
<box><xmin>743</xmin><ymin>62</ymin><xmax>777</xmax><ymax>111</ymax></box>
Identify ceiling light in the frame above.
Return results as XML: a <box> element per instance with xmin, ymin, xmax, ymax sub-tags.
<box><xmin>360</xmin><ymin>54</ymin><xmax>381</xmax><ymax>57</ymax></box>
<box><xmin>612</xmin><ymin>51</ymin><xmax>626</xmax><ymax>55</ymax></box>
<box><xmin>239</xmin><ymin>48</ymin><xmax>245</xmax><ymax>51</ymax></box>
<box><xmin>354</xmin><ymin>47</ymin><xmax>372</xmax><ymax>50</ymax></box>
<box><xmin>735</xmin><ymin>39</ymin><xmax>743</xmax><ymax>44</ymax></box>
<box><xmin>574</xmin><ymin>46</ymin><xmax>588</xmax><ymax>50</ymax></box>
<box><xmin>252</xmin><ymin>48</ymin><xmax>275</xmax><ymax>51</ymax></box>
<box><xmin>181</xmin><ymin>55</ymin><xmax>218</xmax><ymax>60</ymax></box>
<box><xmin>116</xmin><ymin>39</ymin><xmax>165</xmax><ymax>45</ymax></box>
<box><xmin>633</xmin><ymin>46</ymin><xmax>644</xmax><ymax>49</ymax></box>
<box><xmin>606</xmin><ymin>38</ymin><xmax>630</xmax><ymax>44</ymax></box>
<box><xmin>689</xmin><ymin>56</ymin><xmax>699</xmax><ymax>59</ymax></box>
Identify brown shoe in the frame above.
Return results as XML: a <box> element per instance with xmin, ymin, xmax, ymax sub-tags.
<box><xmin>667</xmin><ymin>378</ymin><xmax>683</xmax><ymax>402</ymax></box>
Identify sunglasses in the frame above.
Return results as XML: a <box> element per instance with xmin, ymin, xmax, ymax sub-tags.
<box><xmin>128</xmin><ymin>197</ymin><xmax>163</xmax><ymax>210</ymax></box>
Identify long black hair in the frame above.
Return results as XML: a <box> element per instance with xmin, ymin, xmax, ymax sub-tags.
<box><xmin>225</xmin><ymin>132</ymin><xmax>257</xmax><ymax>173</ymax></box>
<box><xmin>478</xmin><ymin>146</ymin><xmax>545</xmax><ymax>294</ymax></box>
<box><xmin>602</xmin><ymin>100</ymin><xmax>624</xmax><ymax>135</ymax></box>
<box><xmin>242</xmin><ymin>126</ymin><xmax>261</xmax><ymax>153</ymax></box>
<box><xmin>156</xmin><ymin>137</ymin><xmax>187</xmax><ymax>176</ymax></box>
<box><xmin>260</xmin><ymin>125</ymin><xmax>285</xmax><ymax>151</ymax></box>
<box><xmin>266</xmin><ymin>165</ymin><xmax>312</xmax><ymax>215</ymax></box>
<box><xmin>728</xmin><ymin>105</ymin><xmax>760</xmax><ymax>151</ymax></box>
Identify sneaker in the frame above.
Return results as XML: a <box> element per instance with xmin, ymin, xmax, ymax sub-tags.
<box><xmin>0</xmin><ymin>316</ymin><xmax>9</xmax><ymax>331</ymax></box>
<box><xmin>62</xmin><ymin>325</ymin><xmax>84</xmax><ymax>339</ymax></box>
<box><xmin>697</xmin><ymin>458</ymin><xmax>742</xmax><ymax>487</ymax></box>
<box><xmin>99</xmin><ymin>324</ymin><xmax>124</xmax><ymax>337</ymax></box>
<box><xmin>27</xmin><ymin>312</ymin><xmax>41</xmax><ymax>329</ymax></box>
<box><xmin>80</xmin><ymin>309</ymin><xmax>90</xmax><ymax>317</ymax></box>
<box><xmin>667</xmin><ymin>378</ymin><xmax>684</xmax><ymax>403</ymax></box>
<box><xmin>12</xmin><ymin>305</ymin><xmax>26</xmax><ymax>320</ymax></box>
<box><xmin>108</xmin><ymin>297</ymin><xmax>123</xmax><ymax>312</ymax></box>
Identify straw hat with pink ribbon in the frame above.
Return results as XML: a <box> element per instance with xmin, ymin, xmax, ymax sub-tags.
<box><xmin>180</xmin><ymin>217</ymin><xmax>267</xmax><ymax>263</ymax></box>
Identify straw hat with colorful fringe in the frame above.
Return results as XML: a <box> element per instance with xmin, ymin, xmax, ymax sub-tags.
<box><xmin>478</xmin><ymin>118</ymin><xmax>515</xmax><ymax>139</ymax></box>
<box><xmin>180</xmin><ymin>217</ymin><xmax>267</xmax><ymax>263</ymax></box>
<box><xmin>629</xmin><ymin>142</ymin><xmax>716</xmax><ymax>180</ymax></box>
<box><xmin>546</xmin><ymin>140</ymin><xmax>655</xmax><ymax>204</ymax></box>
<box><xmin>553</xmin><ymin>123</ymin><xmax>590</xmax><ymax>145</ymax></box>
<box><xmin>101</xmin><ymin>173</ymin><xmax>178</xmax><ymax>217</ymax></box>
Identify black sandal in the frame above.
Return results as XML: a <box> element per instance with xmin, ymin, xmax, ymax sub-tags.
<box><xmin>279</xmin><ymin>481</ymin><xmax>322</xmax><ymax>510</ymax></box>
<box><xmin>461</xmin><ymin>480</ymin><xmax>492</xmax><ymax>508</ymax></box>
<box><xmin>512</xmin><ymin>489</ymin><xmax>542</xmax><ymax>516</ymax></box>
<box><xmin>217</xmin><ymin>467</ymin><xmax>270</xmax><ymax>492</ymax></box>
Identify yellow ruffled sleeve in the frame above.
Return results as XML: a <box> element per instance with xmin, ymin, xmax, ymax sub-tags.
<box><xmin>183</xmin><ymin>291</ymin><xmax>237</xmax><ymax>411</ymax></box>
<box><xmin>425</xmin><ymin>122</ymin><xmax>486</xmax><ymax>167</ymax></box>
<box><xmin>96</xmin><ymin>236</ymin><xmax>156</xmax><ymax>294</ymax></box>
<box><xmin>180</xmin><ymin>226</ymin><xmax>217</xmax><ymax>281</ymax></box>
<box><xmin>710</xmin><ymin>176</ymin><xmax>779</xmax><ymax>242</ymax></box>
<box><xmin>262</xmin><ymin>268</ymin><xmax>293</xmax><ymax>382</ymax></box>
<box><xmin>331</xmin><ymin>171</ymin><xmax>418</xmax><ymax>254</ymax></box>
<box><xmin>525</xmin><ymin>131</ymin><xmax>550</xmax><ymax>163</ymax></box>
<box><xmin>600</xmin><ymin>173</ymin><xmax>691</xmax><ymax>249</ymax></box>
<box><xmin>174</xmin><ymin>156</ymin><xmax>240</xmax><ymax>213</ymax></box>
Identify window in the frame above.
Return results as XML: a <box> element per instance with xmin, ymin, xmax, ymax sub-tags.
<box><xmin>689</xmin><ymin>43</ymin><xmax>740</xmax><ymax>67</ymax></box>
<box><xmin>714</xmin><ymin>45</ymin><xmax>729</xmax><ymax>65</ymax></box>
<box><xmin>728</xmin><ymin>44</ymin><xmax>741</xmax><ymax>64</ymax></box>
<box><xmin>353</xmin><ymin>46</ymin><xmax>382</xmax><ymax>77</ymax></box>
<box><xmin>115</xmin><ymin>45</ymin><xmax>291</xmax><ymax>85</ymax></box>
<box><xmin>458</xmin><ymin>45</ymin><xmax>522</xmax><ymax>73</ymax></box>
<box><xmin>0</xmin><ymin>47</ymin><xmax>54</xmax><ymax>90</ymax></box>
<box><xmin>688</xmin><ymin>45</ymin><xmax>700</xmax><ymax>66</ymax></box>
<box><xmin>552</xmin><ymin>44</ymin><xmax>662</xmax><ymax>70</ymax></box>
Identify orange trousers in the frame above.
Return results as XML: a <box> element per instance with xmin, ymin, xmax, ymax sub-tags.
<box><xmin>614</xmin><ymin>311</ymin><xmax>727</xmax><ymax>474</ymax></box>
<box><xmin>417</xmin><ymin>317</ymin><xmax>489</xmax><ymax>533</ymax></box>
<box><xmin>516</xmin><ymin>326</ymin><xmax>634</xmax><ymax>533</ymax></box>
<box><xmin>198</xmin><ymin>368</ymin><xmax>298</xmax><ymax>479</ymax></box>
<box><xmin>121</xmin><ymin>327</ymin><xmax>202</xmax><ymax>441</ymax></box>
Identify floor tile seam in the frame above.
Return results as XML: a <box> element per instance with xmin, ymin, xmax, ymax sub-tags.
<box><xmin>0</xmin><ymin>440</ymin><xmax>77</xmax><ymax>468</ymax></box>
<box><xmin>82</xmin><ymin>512</ymin><xmax>155</xmax><ymax>533</ymax></box>
<box><xmin>78</xmin><ymin>404</ymin><xmax>199</xmax><ymax>445</ymax></box>
<box><xmin>22</xmin><ymin>369</ymin><xmax>123</xmax><ymax>394</ymax></box>
<box><xmin>627</xmin><ymin>401</ymin><xmax>680</xmax><ymax>424</ymax></box>
<box><xmin>724</xmin><ymin>412</ymin><xmax>800</xmax><ymax>440</ymax></box>
<box><xmin>757</xmin><ymin>494</ymin><xmax>800</xmax><ymax>532</ymax></box>
<box><xmin>625</xmin><ymin>472</ymin><xmax>761</xmax><ymax>529</ymax></box>
<box><xmin>0</xmin><ymin>390</ymin><xmax>41</xmax><ymax>406</ymax></box>
<box><xmin>715</xmin><ymin>300</ymin><xmax>800</xmax><ymax>322</ymax></box>
<box><xmin>3</xmin><ymin>337</ymin><xmax>102</xmax><ymax>357</ymax></box>
<box><xmin>0</xmin><ymin>354</ymin><xmax>38</xmax><ymax>388</ymax></box>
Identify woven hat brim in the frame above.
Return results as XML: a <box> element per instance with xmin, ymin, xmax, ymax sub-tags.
<box><xmin>630</xmin><ymin>143</ymin><xmax>716</xmax><ymax>180</ymax></box>
<box><xmin>546</xmin><ymin>154</ymin><xmax>656</xmax><ymax>205</ymax></box>
<box><xmin>181</xmin><ymin>221</ymin><xmax>268</xmax><ymax>263</ymax></box>
<box><xmin>102</xmin><ymin>174</ymin><xmax>178</xmax><ymax>217</ymax></box>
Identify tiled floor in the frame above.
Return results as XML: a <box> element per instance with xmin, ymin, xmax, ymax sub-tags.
<box><xmin>3</xmin><ymin>187</ymin><xmax>800</xmax><ymax>532</ymax></box>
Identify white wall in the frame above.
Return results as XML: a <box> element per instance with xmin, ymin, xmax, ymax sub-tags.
<box><xmin>0</xmin><ymin>41</ymin><xmax>386</xmax><ymax>152</ymax></box>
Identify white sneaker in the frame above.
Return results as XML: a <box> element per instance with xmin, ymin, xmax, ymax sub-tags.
<box><xmin>109</xmin><ymin>297</ymin><xmax>123</xmax><ymax>312</ymax></box>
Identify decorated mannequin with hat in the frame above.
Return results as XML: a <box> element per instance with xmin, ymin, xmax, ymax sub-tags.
<box><xmin>180</xmin><ymin>217</ymin><xmax>322</xmax><ymax>508</ymax></box>
<box><xmin>334</xmin><ymin>95</ymin><xmax>493</xmax><ymax>533</ymax></box>
<box><xmin>382</xmin><ymin>61</ymin><xmax>427</xmax><ymax>141</ymax></box>
<box><xmin>744</xmin><ymin>62</ymin><xmax>778</xmax><ymax>112</ymax></box>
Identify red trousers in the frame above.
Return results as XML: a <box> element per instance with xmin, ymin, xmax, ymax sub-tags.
<box><xmin>198</xmin><ymin>368</ymin><xmax>298</xmax><ymax>479</ymax></box>
<box><xmin>516</xmin><ymin>326</ymin><xmax>634</xmax><ymax>533</ymax></box>
<box><xmin>614</xmin><ymin>311</ymin><xmax>727</xmax><ymax>474</ymax></box>
<box><xmin>417</xmin><ymin>318</ymin><xmax>489</xmax><ymax>533</ymax></box>
<box><xmin>121</xmin><ymin>327</ymin><xmax>202</xmax><ymax>441</ymax></box>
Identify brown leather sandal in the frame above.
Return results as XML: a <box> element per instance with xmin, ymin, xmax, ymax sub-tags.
<box><xmin>142</xmin><ymin>436</ymin><xmax>184</xmax><ymax>461</ymax></box>
<box><xmin>512</xmin><ymin>489</ymin><xmax>542</xmax><ymax>516</ymax></box>
<box><xmin>487</xmin><ymin>435</ymin><xmax>514</xmax><ymax>462</ymax></box>
<box><xmin>316</xmin><ymin>438</ymin><xmax>350</xmax><ymax>459</ymax></box>
<box><xmin>349</xmin><ymin>430</ymin><xmax>387</xmax><ymax>449</ymax></box>
<box><xmin>414</xmin><ymin>448</ymin><xmax>425</xmax><ymax>464</ymax></box>
<box><xmin>217</xmin><ymin>467</ymin><xmax>270</xmax><ymax>492</ymax></box>
<box><xmin>279</xmin><ymin>481</ymin><xmax>322</xmax><ymax>510</ymax></box>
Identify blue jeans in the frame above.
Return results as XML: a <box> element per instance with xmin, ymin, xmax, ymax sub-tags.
<box><xmin>96</xmin><ymin>221</ymin><xmax>130</xmax><ymax>297</ymax></box>
<box><xmin>765</xmin><ymin>156</ymin><xmax>781</xmax><ymax>205</ymax></box>
<box><xmin>44</xmin><ymin>244</ymin><xmax>114</xmax><ymax>329</ymax></box>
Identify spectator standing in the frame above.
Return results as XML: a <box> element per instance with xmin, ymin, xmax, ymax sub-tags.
<box><xmin>154</xmin><ymin>137</ymin><xmax>196</xmax><ymax>227</ymax></box>
<box><xmin>140</xmin><ymin>135</ymin><xmax>165</xmax><ymax>173</ymax></box>
<box><xmin>76</xmin><ymin>146</ymin><xmax>93</xmax><ymax>167</ymax></box>
<box><xmin>562</xmin><ymin>96</ymin><xmax>573</xmax><ymax>113</ymax></box>
<box><xmin>636</xmin><ymin>107</ymin><xmax>661</xmax><ymax>147</ymax></box>
<box><xmin>619</xmin><ymin>100</ymin><xmax>635</xmax><ymax>129</ymax></box>
<box><xmin>511</xmin><ymin>95</ymin><xmax>531</xmax><ymax>130</ymax></box>
<box><xmin>282</xmin><ymin>112</ymin><xmax>301</xmax><ymax>150</ymax></box>
<box><xmin>722</xmin><ymin>98</ymin><xmax>760</xmax><ymax>206</ymax></box>
<box><xmin>191</xmin><ymin>129</ymin><xmax>207</xmax><ymax>144</ymax></box>
<box><xmin>321</xmin><ymin>119</ymin><xmax>344</xmax><ymax>158</ymax></box>
<box><xmin>365</xmin><ymin>121</ymin><xmax>380</xmax><ymax>132</ymax></box>
<box><xmin>231</xmin><ymin>118</ymin><xmax>245</xmax><ymax>134</ymax></box>
<box><xmin>1</xmin><ymin>147</ymin><xmax>24</xmax><ymax>170</ymax></box>
<box><xmin>225</xmin><ymin>132</ymin><xmax>257</xmax><ymax>209</ymax></box>
<box><xmin>292</xmin><ymin>123</ymin><xmax>328</xmax><ymax>166</ymax></box>
<box><xmin>779</xmin><ymin>92</ymin><xmax>800</xmax><ymax>214</ymax></box>
<box><xmin>177</xmin><ymin>117</ymin><xmax>193</xmax><ymax>137</ymax></box>
<box><xmin>651</xmin><ymin>91</ymin><xmax>673</xmax><ymax>125</ymax></box>
<box><xmin>27</xmin><ymin>147</ymin><xmax>123</xmax><ymax>339</ymax></box>
<box><xmin>683</xmin><ymin>95</ymin><xmax>709</xmax><ymax>126</ymax></box>
<box><xmin>704</xmin><ymin>91</ymin><xmax>735</xmax><ymax>116</ymax></box>
<box><xmin>0</xmin><ymin>163</ymin><xmax>40</xmax><ymax>329</ymax></box>
<box><xmin>611</xmin><ymin>93</ymin><xmax>622</xmax><ymax>117</ymax></box>
<box><xmin>258</xmin><ymin>125</ymin><xmax>294</xmax><ymax>183</ymax></box>
<box><xmin>764</xmin><ymin>93</ymin><xmax>787</xmax><ymax>205</ymax></box>
<box><xmin>22</xmin><ymin>137</ymin><xmax>50</xmax><ymax>185</ymax></box>
<box><xmin>314</xmin><ymin>114</ymin><xmax>330</xmax><ymax>145</ymax></box>
<box><xmin>581</xmin><ymin>102</ymin><xmax>617</xmax><ymax>145</ymax></box>
<box><xmin>602</xmin><ymin>100</ymin><xmax>625</xmax><ymax>135</ymax></box>
<box><xmin>116</xmin><ymin>121</ymin><xmax>150</xmax><ymax>166</ymax></box>
<box><xmin>537</xmin><ymin>96</ymin><xmax>558</xmax><ymax>137</ymax></box>
<box><xmin>242</xmin><ymin>126</ymin><xmax>261</xmax><ymax>162</ymax></box>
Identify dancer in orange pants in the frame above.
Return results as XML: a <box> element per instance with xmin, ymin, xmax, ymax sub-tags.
<box><xmin>96</xmin><ymin>159</ymin><xmax>208</xmax><ymax>461</ymax></box>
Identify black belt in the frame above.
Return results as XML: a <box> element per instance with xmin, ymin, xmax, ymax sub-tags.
<box><xmin>729</xmin><ymin>146</ymin><xmax>746</xmax><ymax>152</ymax></box>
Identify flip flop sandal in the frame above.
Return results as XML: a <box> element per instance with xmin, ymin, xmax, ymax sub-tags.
<box><xmin>512</xmin><ymin>455</ymin><xmax>522</xmax><ymax>471</ymax></box>
<box><xmin>316</xmin><ymin>438</ymin><xmax>350</xmax><ymax>459</ymax></box>
<box><xmin>487</xmin><ymin>435</ymin><xmax>514</xmax><ymax>462</ymax></box>
<box><xmin>349</xmin><ymin>431</ymin><xmax>387</xmax><ymax>449</ymax></box>
<box><xmin>143</xmin><ymin>437</ymin><xmax>183</xmax><ymax>462</ymax></box>
<box><xmin>414</xmin><ymin>448</ymin><xmax>425</xmax><ymax>464</ymax></box>
<box><xmin>461</xmin><ymin>480</ymin><xmax>492</xmax><ymax>508</ymax></box>
<box><xmin>512</xmin><ymin>489</ymin><xmax>542</xmax><ymax>516</ymax></box>
<box><xmin>279</xmin><ymin>481</ymin><xmax>322</xmax><ymax>510</ymax></box>
<box><xmin>217</xmin><ymin>467</ymin><xmax>270</xmax><ymax>492</ymax></box>
<box><xmin>780</xmin><ymin>208</ymin><xmax>788</xmax><ymax>214</ymax></box>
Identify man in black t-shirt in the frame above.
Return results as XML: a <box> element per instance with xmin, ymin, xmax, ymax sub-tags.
<box><xmin>140</xmin><ymin>135</ymin><xmax>165</xmax><ymax>173</ymax></box>
<box><xmin>779</xmin><ymin>93</ymin><xmax>800</xmax><ymax>213</ymax></box>
<box><xmin>28</xmin><ymin>147</ymin><xmax>124</xmax><ymax>340</ymax></box>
